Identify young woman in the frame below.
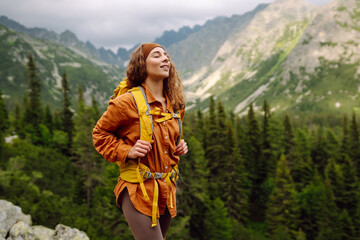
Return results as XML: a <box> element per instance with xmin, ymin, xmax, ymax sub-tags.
<box><xmin>92</xmin><ymin>43</ymin><xmax>188</xmax><ymax>240</ymax></box>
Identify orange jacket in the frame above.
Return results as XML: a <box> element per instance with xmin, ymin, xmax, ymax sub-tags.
<box><xmin>92</xmin><ymin>83</ymin><xmax>184</xmax><ymax>218</ymax></box>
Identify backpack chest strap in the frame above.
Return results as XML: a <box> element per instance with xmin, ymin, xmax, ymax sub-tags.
<box><xmin>149</xmin><ymin>108</ymin><xmax>181</xmax><ymax>123</ymax></box>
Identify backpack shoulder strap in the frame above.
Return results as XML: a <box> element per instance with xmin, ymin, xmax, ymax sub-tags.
<box><xmin>174</xmin><ymin>110</ymin><xmax>182</xmax><ymax>145</ymax></box>
<box><xmin>129</xmin><ymin>86</ymin><xmax>183</xmax><ymax>145</ymax></box>
<box><xmin>129</xmin><ymin>86</ymin><xmax>153</xmax><ymax>143</ymax></box>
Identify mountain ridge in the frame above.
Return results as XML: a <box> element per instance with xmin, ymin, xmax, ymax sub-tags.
<box><xmin>0</xmin><ymin>22</ymin><xmax>124</xmax><ymax>110</ymax></box>
<box><xmin>1</xmin><ymin>0</ymin><xmax>359</xmax><ymax>116</ymax></box>
<box><xmin>0</xmin><ymin>15</ymin><xmax>129</xmax><ymax>66</ymax></box>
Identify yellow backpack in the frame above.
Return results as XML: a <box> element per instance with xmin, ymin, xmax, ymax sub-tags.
<box><xmin>111</xmin><ymin>78</ymin><xmax>182</xmax><ymax>227</ymax></box>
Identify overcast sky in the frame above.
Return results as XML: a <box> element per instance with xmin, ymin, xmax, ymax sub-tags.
<box><xmin>0</xmin><ymin>0</ymin><xmax>331</xmax><ymax>52</ymax></box>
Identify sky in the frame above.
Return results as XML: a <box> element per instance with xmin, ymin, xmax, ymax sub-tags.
<box><xmin>0</xmin><ymin>0</ymin><xmax>331</xmax><ymax>52</ymax></box>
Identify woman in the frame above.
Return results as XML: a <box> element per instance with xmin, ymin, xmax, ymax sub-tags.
<box><xmin>92</xmin><ymin>43</ymin><xmax>188</xmax><ymax>240</ymax></box>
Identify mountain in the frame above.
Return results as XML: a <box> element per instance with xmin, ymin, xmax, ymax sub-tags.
<box><xmin>0</xmin><ymin>22</ymin><xmax>124</xmax><ymax>110</ymax></box>
<box><xmin>154</xmin><ymin>25</ymin><xmax>202</xmax><ymax>48</ymax></box>
<box><xmin>1</xmin><ymin>0</ymin><xmax>359</xmax><ymax>116</ymax></box>
<box><xmin>174</xmin><ymin>0</ymin><xmax>360</xmax><ymax>115</ymax></box>
<box><xmin>167</xmin><ymin>3</ymin><xmax>269</xmax><ymax>79</ymax></box>
<box><xmin>0</xmin><ymin>16</ymin><xmax>130</xmax><ymax>66</ymax></box>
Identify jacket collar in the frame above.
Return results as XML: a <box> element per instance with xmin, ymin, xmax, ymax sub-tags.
<box><xmin>141</xmin><ymin>83</ymin><xmax>173</xmax><ymax>112</ymax></box>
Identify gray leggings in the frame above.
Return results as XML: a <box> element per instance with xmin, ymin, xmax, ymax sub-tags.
<box><xmin>120</xmin><ymin>189</ymin><xmax>172</xmax><ymax>240</ymax></box>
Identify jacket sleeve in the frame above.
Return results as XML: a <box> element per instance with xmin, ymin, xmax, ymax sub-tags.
<box><xmin>92</xmin><ymin>94</ymin><xmax>134</xmax><ymax>163</ymax></box>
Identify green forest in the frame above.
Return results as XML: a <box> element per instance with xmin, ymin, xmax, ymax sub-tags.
<box><xmin>1</xmin><ymin>55</ymin><xmax>360</xmax><ymax>240</ymax></box>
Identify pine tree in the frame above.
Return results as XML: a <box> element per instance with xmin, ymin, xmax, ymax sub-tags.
<box><xmin>205</xmin><ymin>96</ymin><xmax>217</xmax><ymax>159</ymax></box>
<box><xmin>43</xmin><ymin>105</ymin><xmax>53</xmax><ymax>133</ymax></box>
<box><xmin>349</xmin><ymin>112</ymin><xmax>360</xmax><ymax>177</ymax></box>
<box><xmin>235</xmin><ymin>116</ymin><xmax>246</xmax><ymax>155</ymax></box>
<box><xmin>268</xmin><ymin>117</ymin><xmax>285</xmax><ymax>170</ymax></box>
<box><xmin>311</xmin><ymin>127</ymin><xmax>328</xmax><ymax>176</ymax></box>
<box><xmin>204</xmin><ymin>198</ymin><xmax>232</xmax><ymax>240</ymax></box>
<box><xmin>225</xmin><ymin>145</ymin><xmax>250</xmax><ymax>224</ymax></box>
<box><xmin>266</xmin><ymin>155</ymin><xmax>299</xmax><ymax>239</ymax></box>
<box><xmin>18</xmin><ymin>96</ymin><xmax>28</xmax><ymax>139</ymax></box>
<box><xmin>23</xmin><ymin>54</ymin><xmax>42</xmax><ymax>143</ymax></box>
<box><xmin>325</xmin><ymin>158</ymin><xmax>344</xmax><ymax>210</ymax></box>
<box><xmin>246</xmin><ymin>102</ymin><xmax>262</xmax><ymax>221</ymax></box>
<box><xmin>214</xmin><ymin>101</ymin><xmax>231</xmax><ymax>200</ymax></box>
<box><xmin>295</xmin><ymin>128</ymin><xmax>311</xmax><ymax>162</ymax></box>
<box><xmin>284</xmin><ymin>114</ymin><xmax>295</xmax><ymax>156</ymax></box>
<box><xmin>205</xmin><ymin>96</ymin><xmax>221</xmax><ymax>199</ymax></box>
<box><xmin>53</xmin><ymin>111</ymin><xmax>62</xmax><ymax>130</ymax></box>
<box><xmin>24</xmin><ymin>54</ymin><xmax>42</xmax><ymax>127</ymax></box>
<box><xmin>315</xmin><ymin>179</ymin><xmax>340</xmax><ymax>240</ymax></box>
<box><xmin>73</xmin><ymin>85</ymin><xmax>103</xmax><ymax>207</ymax></box>
<box><xmin>195</xmin><ymin>109</ymin><xmax>205</xmax><ymax>148</ymax></box>
<box><xmin>337</xmin><ymin>209</ymin><xmax>356</xmax><ymax>240</ymax></box>
<box><xmin>325</xmin><ymin>129</ymin><xmax>341</xmax><ymax>164</ymax></box>
<box><xmin>340</xmin><ymin>155</ymin><xmax>359</xmax><ymax>219</ymax></box>
<box><xmin>13</xmin><ymin>102</ymin><xmax>21</xmax><ymax>135</ymax></box>
<box><xmin>340</xmin><ymin>114</ymin><xmax>350</xmax><ymax>164</ymax></box>
<box><xmin>250</xmin><ymin>100</ymin><xmax>274</xmax><ymax>221</ymax></box>
<box><xmin>0</xmin><ymin>89</ymin><xmax>9</xmax><ymax>157</ymax></box>
<box><xmin>298</xmin><ymin>174</ymin><xmax>336</xmax><ymax>239</ymax></box>
<box><xmin>178</xmin><ymin>136</ymin><xmax>209</xmax><ymax>239</ymax></box>
<box><xmin>245</xmin><ymin>102</ymin><xmax>261</xmax><ymax>177</ymax></box>
<box><xmin>91</xmin><ymin>95</ymin><xmax>100</xmax><ymax>120</ymax></box>
<box><xmin>0</xmin><ymin>89</ymin><xmax>9</xmax><ymax>133</ymax></box>
<box><xmin>260</xmin><ymin>99</ymin><xmax>271</xmax><ymax>179</ymax></box>
<box><xmin>291</xmin><ymin>156</ymin><xmax>314</xmax><ymax>192</ymax></box>
<box><xmin>61</xmin><ymin>72</ymin><xmax>73</xmax><ymax>154</ymax></box>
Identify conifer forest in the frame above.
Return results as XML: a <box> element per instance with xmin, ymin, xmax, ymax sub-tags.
<box><xmin>1</xmin><ymin>55</ymin><xmax>360</xmax><ymax>240</ymax></box>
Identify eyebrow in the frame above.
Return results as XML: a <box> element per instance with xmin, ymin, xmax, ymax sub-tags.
<box><xmin>151</xmin><ymin>50</ymin><xmax>168</xmax><ymax>55</ymax></box>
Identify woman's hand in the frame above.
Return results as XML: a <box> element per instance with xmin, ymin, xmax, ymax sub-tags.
<box><xmin>127</xmin><ymin>140</ymin><xmax>153</xmax><ymax>159</ymax></box>
<box><xmin>174</xmin><ymin>139</ymin><xmax>188</xmax><ymax>156</ymax></box>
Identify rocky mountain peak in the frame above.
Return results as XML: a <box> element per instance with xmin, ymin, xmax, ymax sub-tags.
<box><xmin>59</xmin><ymin>30</ymin><xmax>79</xmax><ymax>46</ymax></box>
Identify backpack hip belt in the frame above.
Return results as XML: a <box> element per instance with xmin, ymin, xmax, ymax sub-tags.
<box><xmin>118</xmin><ymin>159</ymin><xmax>179</xmax><ymax>227</ymax></box>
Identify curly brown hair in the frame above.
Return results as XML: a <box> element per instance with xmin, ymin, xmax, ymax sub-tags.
<box><xmin>126</xmin><ymin>44</ymin><xmax>186</xmax><ymax>110</ymax></box>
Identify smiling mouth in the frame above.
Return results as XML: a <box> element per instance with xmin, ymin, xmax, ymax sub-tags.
<box><xmin>161</xmin><ymin>65</ymin><xmax>169</xmax><ymax>70</ymax></box>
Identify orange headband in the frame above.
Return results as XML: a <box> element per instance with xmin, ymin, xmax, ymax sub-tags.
<box><xmin>142</xmin><ymin>43</ymin><xmax>163</xmax><ymax>59</ymax></box>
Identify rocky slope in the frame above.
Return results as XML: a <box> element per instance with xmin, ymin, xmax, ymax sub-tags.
<box><xmin>181</xmin><ymin>0</ymin><xmax>319</xmax><ymax>111</ymax></box>
<box><xmin>179</xmin><ymin>0</ymin><xmax>360</xmax><ymax>115</ymax></box>
<box><xmin>0</xmin><ymin>199</ymin><xmax>89</xmax><ymax>240</ymax></box>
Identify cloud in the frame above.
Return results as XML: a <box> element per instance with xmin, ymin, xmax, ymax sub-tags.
<box><xmin>0</xmin><ymin>0</ymin><xmax>330</xmax><ymax>51</ymax></box>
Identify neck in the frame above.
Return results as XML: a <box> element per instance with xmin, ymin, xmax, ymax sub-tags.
<box><xmin>144</xmin><ymin>78</ymin><xmax>164</xmax><ymax>99</ymax></box>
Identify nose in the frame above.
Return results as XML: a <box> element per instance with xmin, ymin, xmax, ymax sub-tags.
<box><xmin>162</xmin><ymin>55</ymin><xmax>169</xmax><ymax>62</ymax></box>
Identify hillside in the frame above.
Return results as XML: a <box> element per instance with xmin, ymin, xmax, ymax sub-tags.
<box><xmin>0</xmin><ymin>23</ymin><xmax>124</xmax><ymax>110</ymax></box>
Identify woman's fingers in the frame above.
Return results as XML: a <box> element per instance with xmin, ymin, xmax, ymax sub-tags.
<box><xmin>136</xmin><ymin>140</ymin><xmax>152</xmax><ymax>151</ymax></box>
<box><xmin>175</xmin><ymin>140</ymin><xmax>188</xmax><ymax>155</ymax></box>
<box><xmin>127</xmin><ymin>140</ymin><xmax>153</xmax><ymax>159</ymax></box>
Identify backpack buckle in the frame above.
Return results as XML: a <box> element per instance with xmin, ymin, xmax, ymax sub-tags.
<box><xmin>140</xmin><ymin>169</ymin><xmax>151</xmax><ymax>179</ymax></box>
<box><xmin>154</xmin><ymin>172</ymin><xmax>164</xmax><ymax>179</ymax></box>
<box><xmin>171</xmin><ymin>171</ymin><xmax>176</xmax><ymax>179</ymax></box>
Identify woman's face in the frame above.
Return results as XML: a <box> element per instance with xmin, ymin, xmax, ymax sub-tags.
<box><xmin>145</xmin><ymin>47</ymin><xmax>170</xmax><ymax>81</ymax></box>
